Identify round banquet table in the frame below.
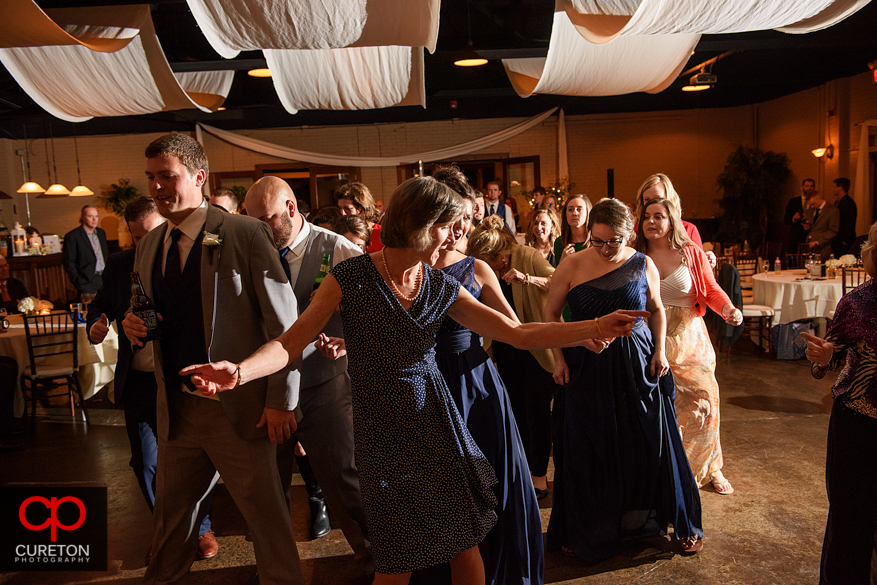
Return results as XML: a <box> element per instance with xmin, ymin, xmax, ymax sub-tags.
<box><xmin>752</xmin><ymin>270</ymin><xmax>844</xmax><ymax>325</ymax></box>
<box><xmin>0</xmin><ymin>313</ymin><xmax>118</xmax><ymax>417</ymax></box>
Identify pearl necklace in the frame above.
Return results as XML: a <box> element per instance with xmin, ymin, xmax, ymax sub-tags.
<box><xmin>381</xmin><ymin>248</ymin><xmax>423</xmax><ymax>302</ymax></box>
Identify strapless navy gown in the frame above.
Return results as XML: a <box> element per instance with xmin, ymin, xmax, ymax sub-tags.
<box><xmin>546</xmin><ymin>252</ymin><xmax>703</xmax><ymax>563</ymax></box>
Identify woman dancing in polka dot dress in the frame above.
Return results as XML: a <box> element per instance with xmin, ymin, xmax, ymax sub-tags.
<box><xmin>183</xmin><ymin>176</ymin><xmax>647</xmax><ymax>585</ymax></box>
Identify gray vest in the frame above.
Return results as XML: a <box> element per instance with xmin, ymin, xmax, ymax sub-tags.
<box><xmin>290</xmin><ymin>229</ymin><xmax>348</xmax><ymax>389</ymax></box>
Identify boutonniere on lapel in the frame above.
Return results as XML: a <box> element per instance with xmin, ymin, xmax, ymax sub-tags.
<box><xmin>203</xmin><ymin>228</ymin><xmax>223</xmax><ymax>264</ymax></box>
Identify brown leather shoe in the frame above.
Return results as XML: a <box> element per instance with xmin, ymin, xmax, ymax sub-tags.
<box><xmin>196</xmin><ymin>530</ymin><xmax>219</xmax><ymax>560</ymax></box>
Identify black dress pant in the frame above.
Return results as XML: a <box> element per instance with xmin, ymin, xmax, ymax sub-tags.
<box><xmin>492</xmin><ymin>341</ymin><xmax>553</xmax><ymax>477</ymax></box>
<box><xmin>0</xmin><ymin>356</ymin><xmax>17</xmax><ymax>435</ymax></box>
<box><xmin>821</xmin><ymin>400</ymin><xmax>877</xmax><ymax>584</ymax></box>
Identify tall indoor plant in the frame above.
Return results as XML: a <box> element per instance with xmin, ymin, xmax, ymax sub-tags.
<box><xmin>715</xmin><ymin>146</ymin><xmax>792</xmax><ymax>253</ymax></box>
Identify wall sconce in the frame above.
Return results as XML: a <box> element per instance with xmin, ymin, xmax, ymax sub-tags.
<box><xmin>812</xmin><ymin>145</ymin><xmax>834</xmax><ymax>159</ymax></box>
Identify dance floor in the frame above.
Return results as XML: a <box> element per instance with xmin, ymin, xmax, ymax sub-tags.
<box><xmin>0</xmin><ymin>344</ymin><xmax>830</xmax><ymax>584</ymax></box>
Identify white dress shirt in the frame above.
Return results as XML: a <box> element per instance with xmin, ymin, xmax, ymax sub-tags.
<box><xmin>282</xmin><ymin>221</ymin><xmax>363</xmax><ymax>286</ymax></box>
<box><xmin>162</xmin><ymin>201</ymin><xmax>208</xmax><ymax>275</ymax></box>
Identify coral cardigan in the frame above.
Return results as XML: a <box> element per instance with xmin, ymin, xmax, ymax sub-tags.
<box><xmin>682</xmin><ymin>244</ymin><xmax>732</xmax><ymax>318</ymax></box>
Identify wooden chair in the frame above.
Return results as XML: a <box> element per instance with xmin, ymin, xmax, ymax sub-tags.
<box><xmin>786</xmin><ymin>253</ymin><xmax>807</xmax><ymax>269</ymax></box>
<box><xmin>20</xmin><ymin>311</ymin><xmax>89</xmax><ymax>425</ymax></box>
<box><xmin>731</xmin><ymin>251</ymin><xmax>758</xmax><ymax>303</ymax></box>
<box><xmin>841</xmin><ymin>266</ymin><xmax>870</xmax><ymax>296</ymax></box>
<box><xmin>741</xmin><ymin>304</ymin><xmax>775</xmax><ymax>355</ymax></box>
<box><xmin>713</xmin><ymin>261</ymin><xmax>775</xmax><ymax>357</ymax></box>
<box><xmin>763</xmin><ymin>242</ymin><xmax>783</xmax><ymax>266</ymax></box>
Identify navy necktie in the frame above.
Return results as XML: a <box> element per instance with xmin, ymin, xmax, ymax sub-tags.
<box><xmin>166</xmin><ymin>228</ymin><xmax>182</xmax><ymax>290</ymax></box>
<box><xmin>279</xmin><ymin>247</ymin><xmax>292</xmax><ymax>284</ymax></box>
<box><xmin>813</xmin><ymin>208</ymin><xmax>820</xmax><ymax>224</ymax></box>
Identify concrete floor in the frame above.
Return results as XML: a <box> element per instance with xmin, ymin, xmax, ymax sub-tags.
<box><xmin>0</xmin><ymin>342</ymin><xmax>832</xmax><ymax>585</ymax></box>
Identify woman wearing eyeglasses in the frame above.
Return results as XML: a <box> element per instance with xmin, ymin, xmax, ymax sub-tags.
<box><xmin>544</xmin><ymin>198</ymin><xmax>704</xmax><ymax>562</ymax></box>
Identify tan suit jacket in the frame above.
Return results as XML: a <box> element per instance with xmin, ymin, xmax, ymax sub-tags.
<box><xmin>134</xmin><ymin>205</ymin><xmax>300</xmax><ymax>440</ymax></box>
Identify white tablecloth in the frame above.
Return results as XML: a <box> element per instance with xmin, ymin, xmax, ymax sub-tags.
<box><xmin>0</xmin><ymin>313</ymin><xmax>118</xmax><ymax>417</ymax></box>
<box><xmin>752</xmin><ymin>270</ymin><xmax>844</xmax><ymax>325</ymax></box>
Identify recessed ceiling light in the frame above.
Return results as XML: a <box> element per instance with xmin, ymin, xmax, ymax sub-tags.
<box><xmin>682</xmin><ymin>85</ymin><xmax>710</xmax><ymax>92</ymax></box>
<box><xmin>217</xmin><ymin>106</ymin><xmax>226</xmax><ymax>111</ymax></box>
<box><xmin>248</xmin><ymin>68</ymin><xmax>272</xmax><ymax>78</ymax></box>
<box><xmin>454</xmin><ymin>58</ymin><xmax>488</xmax><ymax>67</ymax></box>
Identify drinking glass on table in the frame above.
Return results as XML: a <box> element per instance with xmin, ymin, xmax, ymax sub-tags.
<box><xmin>0</xmin><ymin>308</ymin><xmax>8</xmax><ymax>332</ymax></box>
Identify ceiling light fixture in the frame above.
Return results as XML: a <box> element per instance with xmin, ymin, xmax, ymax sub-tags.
<box><xmin>39</xmin><ymin>120</ymin><xmax>69</xmax><ymax>198</ymax></box>
<box><xmin>682</xmin><ymin>67</ymin><xmax>717</xmax><ymax>92</ymax></box>
<box><xmin>15</xmin><ymin>126</ymin><xmax>40</xmax><ymax>225</ymax></box>
<box><xmin>247</xmin><ymin>68</ymin><xmax>272</xmax><ymax>78</ymax></box>
<box><xmin>679</xmin><ymin>51</ymin><xmax>733</xmax><ymax>92</ymax></box>
<box><xmin>69</xmin><ymin>128</ymin><xmax>93</xmax><ymax>196</ymax></box>
<box><xmin>455</xmin><ymin>3</ymin><xmax>487</xmax><ymax>67</ymax></box>
<box><xmin>454</xmin><ymin>58</ymin><xmax>488</xmax><ymax>67</ymax></box>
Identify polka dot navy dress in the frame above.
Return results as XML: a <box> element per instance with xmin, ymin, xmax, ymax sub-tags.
<box><xmin>332</xmin><ymin>254</ymin><xmax>498</xmax><ymax>574</ymax></box>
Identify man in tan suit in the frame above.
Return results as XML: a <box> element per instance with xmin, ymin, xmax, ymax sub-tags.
<box><xmin>123</xmin><ymin>134</ymin><xmax>304</xmax><ymax>585</ymax></box>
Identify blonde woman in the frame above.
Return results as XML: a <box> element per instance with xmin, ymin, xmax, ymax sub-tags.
<box><xmin>526</xmin><ymin>208</ymin><xmax>561</xmax><ymax>267</ymax></box>
<box><xmin>634</xmin><ymin>174</ymin><xmax>703</xmax><ymax>247</ymax></box>
<box><xmin>636</xmin><ymin>197</ymin><xmax>742</xmax><ymax>495</ymax></box>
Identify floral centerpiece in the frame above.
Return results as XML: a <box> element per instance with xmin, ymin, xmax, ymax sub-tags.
<box><xmin>17</xmin><ymin>297</ymin><xmax>54</xmax><ymax>315</ymax></box>
<box><xmin>826</xmin><ymin>254</ymin><xmax>858</xmax><ymax>269</ymax></box>
<box><xmin>17</xmin><ymin>296</ymin><xmax>35</xmax><ymax>314</ymax></box>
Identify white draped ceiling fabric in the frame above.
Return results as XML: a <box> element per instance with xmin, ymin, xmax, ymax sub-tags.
<box><xmin>504</xmin><ymin>7</ymin><xmax>699</xmax><ymax>97</ymax></box>
<box><xmin>559</xmin><ymin>0</ymin><xmax>839</xmax><ymax>44</ymax></box>
<box><xmin>0</xmin><ymin>0</ymin><xmax>137</xmax><ymax>52</ymax></box>
<box><xmin>197</xmin><ymin>108</ymin><xmax>558</xmax><ymax>168</ymax></box>
<box><xmin>187</xmin><ymin>0</ymin><xmax>440</xmax><ymax>57</ymax></box>
<box><xmin>776</xmin><ymin>0</ymin><xmax>873</xmax><ymax>34</ymax></box>
<box><xmin>504</xmin><ymin>0</ymin><xmax>871</xmax><ymax>99</ymax></box>
<box><xmin>187</xmin><ymin>0</ymin><xmax>437</xmax><ymax>114</ymax></box>
<box><xmin>0</xmin><ymin>4</ymin><xmax>233</xmax><ymax>123</ymax></box>
<box><xmin>265</xmin><ymin>47</ymin><xmax>424</xmax><ymax>114</ymax></box>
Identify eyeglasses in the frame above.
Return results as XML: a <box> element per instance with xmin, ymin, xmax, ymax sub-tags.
<box><xmin>589</xmin><ymin>238</ymin><xmax>624</xmax><ymax>249</ymax></box>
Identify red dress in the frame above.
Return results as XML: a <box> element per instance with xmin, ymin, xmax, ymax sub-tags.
<box><xmin>367</xmin><ymin>223</ymin><xmax>383</xmax><ymax>253</ymax></box>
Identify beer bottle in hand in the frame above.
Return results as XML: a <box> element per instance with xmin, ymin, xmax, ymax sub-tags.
<box><xmin>131</xmin><ymin>271</ymin><xmax>161</xmax><ymax>345</ymax></box>
<box><xmin>313</xmin><ymin>254</ymin><xmax>331</xmax><ymax>291</ymax></box>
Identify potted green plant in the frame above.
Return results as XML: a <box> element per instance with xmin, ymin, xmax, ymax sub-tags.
<box><xmin>99</xmin><ymin>179</ymin><xmax>140</xmax><ymax>247</ymax></box>
<box><xmin>715</xmin><ymin>146</ymin><xmax>792</xmax><ymax>254</ymax></box>
<box><xmin>99</xmin><ymin>179</ymin><xmax>139</xmax><ymax>216</ymax></box>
